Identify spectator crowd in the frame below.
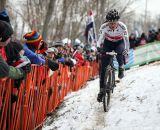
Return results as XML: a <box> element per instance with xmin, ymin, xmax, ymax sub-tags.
<box><xmin>0</xmin><ymin>10</ymin><xmax>98</xmax><ymax>103</ymax></box>
<box><xmin>129</xmin><ymin>29</ymin><xmax>160</xmax><ymax>49</ymax></box>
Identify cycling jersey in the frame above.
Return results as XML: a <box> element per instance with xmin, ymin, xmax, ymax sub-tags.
<box><xmin>97</xmin><ymin>21</ymin><xmax>129</xmax><ymax>51</ymax></box>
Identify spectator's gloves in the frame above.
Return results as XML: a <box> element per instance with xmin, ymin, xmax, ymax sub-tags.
<box><xmin>122</xmin><ymin>49</ymin><xmax>128</xmax><ymax>56</ymax></box>
<box><xmin>46</xmin><ymin>59</ymin><xmax>59</xmax><ymax>71</ymax></box>
<box><xmin>70</xmin><ymin>58</ymin><xmax>77</xmax><ymax>65</ymax></box>
<box><xmin>14</xmin><ymin>63</ymin><xmax>31</xmax><ymax>89</ymax></box>
<box><xmin>58</xmin><ymin>57</ymin><xmax>65</xmax><ymax>63</ymax></box>
<box><xmin>20</xmin><ymin>63</ymin><xmax>31</xmax><ymax>74</ymax></box>
<box><xmin>65</xmin><ymin>58</ymin><xmax>74</xmax><ymax>67</ymax></box>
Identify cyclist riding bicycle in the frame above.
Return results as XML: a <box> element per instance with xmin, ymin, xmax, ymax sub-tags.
<box><xmin>97</xmin><ymin>9</ymin><xmax>129</xmax><ymax>102</ymax></box>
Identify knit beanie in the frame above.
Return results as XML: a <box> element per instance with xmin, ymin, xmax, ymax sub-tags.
<box><xmin>0</xmin><ymin>20</ymin><xmax>13</xmax><ymax>42</ymax></box>
<box><xmin>23</xmin><ymin>30</ymin><xmax>42</xmax><ymax>49</ymax></box>
<box><xmin>0</xmin><ymin>10</ymin><xmax>10</xmax><ymax>24</ymax></box>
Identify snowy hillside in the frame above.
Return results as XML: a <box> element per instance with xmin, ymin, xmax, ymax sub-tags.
<box><xmin>43</xmin><ymin>62</ymin><xmax>160</xmax><ymax>130</ymax></box>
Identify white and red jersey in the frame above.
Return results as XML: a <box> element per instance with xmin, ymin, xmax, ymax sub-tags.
<box><xmin>97</xmin><ymin>21</ymin><xmax>129</xmax><ymax>51</ymax></box>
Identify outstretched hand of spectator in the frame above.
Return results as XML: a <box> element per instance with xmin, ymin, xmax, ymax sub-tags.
<box><xmin>46</xmin><ymin>58</ymin><xmax>59</xmax><ymax>71</ymax></box>
<box><xmin>20</xmin><ymin>63</ymin><xmax>31</xmax><ymax>74</ymax></box>
<box><xmin>65</xmin><ymin>58</ymin><xmax>74</xmax><ymax>67</ymax></box>
<box><xmin>14</xmin><ymin>63</ymin><xmax>31</xmax><ymax>89</ymax></box>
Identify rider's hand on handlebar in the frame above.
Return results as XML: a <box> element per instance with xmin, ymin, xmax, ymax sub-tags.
<box><xmin>97</xmin><ymin>47</ymin><xmax>102</xmax><ymax>52</ymax></box>
<box><xmin>97</xmin><ymin>47</ymin><xmax>105</xmax><ymax>54</ymax></box>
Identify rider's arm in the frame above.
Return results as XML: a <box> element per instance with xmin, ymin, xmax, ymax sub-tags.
<box><xmin>122</xmin><ymin>24</ymin><xmax>130</xmax><ymax>52</ymax></box>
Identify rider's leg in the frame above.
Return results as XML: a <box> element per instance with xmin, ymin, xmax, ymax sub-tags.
<box><xmin>97</xmin><ymin>53</ymin><xmax>111</xmax><ymax>102</ymax></box>
<box><xmin>115</xmin><ymin>41</ymin><xmax>125</xmax><ymax>79</ymax></box>
<box><xmin>97</xmin><ymin>56</ymin><xmax>109</xmax><ymax>102</ymax></box>
<box><xmin>100</xmin><ymin>56</ymin><xmax>110</xmax><ymax>89</ymax></box>
<box><xmin>97</xmin><ymin>40</ymin><xmax>115</xmax><ymax>102</ymax></box>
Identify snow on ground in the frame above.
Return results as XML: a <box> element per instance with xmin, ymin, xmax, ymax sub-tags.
<box><xmin>43</xmin><ymin>62</ymin><xmax>160</xmax><ymax>130</ymax></box>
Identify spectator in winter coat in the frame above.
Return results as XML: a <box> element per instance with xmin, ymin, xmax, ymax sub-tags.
<box><xmin>7</xmin><ymin>41</ymin><xmax>31</xmax><ymax>68</ymax></box>
<box><xmin>72</xmin><ymin>44</ymin><xmax>85</xmax><ymax>66</ymax></box>
<box><xmin>5</xmin><ymin>39</ymin><xmax>30</xmax><ymax>66</ymax></box>
<box><xmin>23</xmin><ymin>31</ymin><xmax>45</xmax><ymax>65</ymax></box>
<box><xmin>129</xmin><ymin>33</ymin><xmax>137</xmax><ymax>49</ymax></box>
<box><xmin>137</xmin><ymin>32</ymin><xmax>147</xmax><ymax>46</ymax></box>
<box><xmin>52</xmin><ymin>41</ymin><xmax>75</xmax><ymax>67</ymax></box>
<box><xmin>147</xmin><ymin>30</ymin><xmax>156</xmax><ymax>43</ymax></box>
<box><xmin>0</xmin><ymin>20</ymin><xmax>29</xmax><ymax>79</ymax></box>
<box><xmin>0</xmin><ymin>10</ymin><xmax>32</xmax><ymax>103</ymax></box>
<box><xmin>23</xmin><ymin>31</ymin><xmax>59</xmax><ymax>71</ymax></box>
<box><xmin>0</xmin><ymin>9</ymin><xmax>31</xmax><ymax>80</ymax></box>
<box><xmin>0</xmin><ymin>10</ymin><xmax>29</xmax><ymax>104</ymax></box>
<box><xmin>5</xmin><ymin>40</ymin><xmax>32</xmax><ymax>94</ymax></box>
<box><xmin>53</xmin><ymin>41</ymin><xmax>66</xmax><ymax>63</ymax></box>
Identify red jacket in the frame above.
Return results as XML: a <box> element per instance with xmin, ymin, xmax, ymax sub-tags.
<box><xmin>74</xmin><ymin>51</ymin><xmax>85</xmax><ymax>66</ymax></box>
<box><xmin>0</xmin><ymin>47</ymin><xmax>7</xmax><ymax>61</ymax></box>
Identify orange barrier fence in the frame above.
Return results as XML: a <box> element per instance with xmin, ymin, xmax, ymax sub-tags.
<box><xmin>0</xmin><ymin>61</ymin><xmax>99</xmax><ymax>130</ymax></box>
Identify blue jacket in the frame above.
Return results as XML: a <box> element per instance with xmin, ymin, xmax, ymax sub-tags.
<box><xmin>58</xmin><ymin>57</ymin><xmax>65</xmax><ymax>63</ymax></box>
<box><xmin>23</xmin><ymin>44</ymin><xmax>45</xmax><ymax>65</ymax></box>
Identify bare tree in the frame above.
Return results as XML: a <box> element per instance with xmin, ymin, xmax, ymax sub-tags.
<box><xmin>42</xmin><ymin>0</ymin><xmax>56</xmax><ymax>41</ymax></box>
<box><xmin>9</xmin><ymin>0</ymin><xmax>141</xmax><ymax>42</ymax></box>
<box><xmin>0</xmin><ymin>0</ymin><xmax>6</xmax><ymax>10</ymax></box>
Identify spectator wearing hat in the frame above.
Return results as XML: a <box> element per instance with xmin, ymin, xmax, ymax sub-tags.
<box><xmin>0</xmin><ymin>9</ymin><xmax>32</xmax><ymax>80</ymax></box>
<box><xmin>72</xmin><ymin>42</ymin><xmax>85</xmax><ymax>66</ymax></box>
<box><xmin>137</xmin><ymin>32</ymin><xmax>147</xmax><ymax>46</ymax></box>
<box><xmin>52</xmin><ymin>41</ymin><xmax>75</xmax><ymax>67</ymax></box>
<box><xmin>0</xmin><ymin>10</ymin><xmax>32</xmax><ymax>103</ymax></box>
<box><xmin>53</xmin><ymin>41</ymin><xmax>66</xmax><ymax>63</ymax></box>
<box><xmin>0</xmin><ymin>9</ymin><xmax>30</xmax><ymax>68</ymax></box>
<box><xmin>63</xmin><ymin>38</ymin><xmax>73</xmax><ymax>54</ymax></box>
<box><xmin>129</xmin><ymin>33</ymin><xmax>137</xmax><ymax>49</ymax></box>
<box><xmin>46</xmin><ymin>47</ymin><xmax>70</xmax><ymax>68</ymax></box>
<box><xmin>23</xmin><ymin>31</ymin><xmax>59</xmax><ymax>71</ymax></box>
<box><xmin>0</xmin><ymin>10</ymin><xmax>12</xmax><ymax>61</ymax></box>
<box><xmin>46</xmin><ymin>47</ymin><xmax>57</xmax><ymax>60</ymax></box>
<box><xmin>7</xmin><ymin>41</ymin><xmax>32</xmax><ymax>89</ymax></box>
<box><xmin>148</xmin><ymin>30</ymin><xmax>156</xmax><ymax>43</ymax></box>
<box><xmin>0</xmin><ymin>20</ymin><xmax>31</xmax><ymax>79</ymax></box>
<box><xmin>23</xmin><ymin>30</ymin><xmax>45</xmax><ymax>65</ymax></box>
<box><xmin>0</xmin><ymin>19</ymin><xmax>13</xmax><ymax>77</ymax></box>
<box><xmin>10</xmin><ymin>41</ymin><xmax>31</xmax><ymax>68</ymax></box>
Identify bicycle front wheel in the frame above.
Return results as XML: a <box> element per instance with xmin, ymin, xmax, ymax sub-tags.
<box><xmin>103</xmin><ymin>66</ymin><xmax>112</xmax><ymax>112</ymax></box>
<box><xmin>103</xmin><ymin>91</ymin><xmax>111</xmax><ymax>112</ymax></box>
